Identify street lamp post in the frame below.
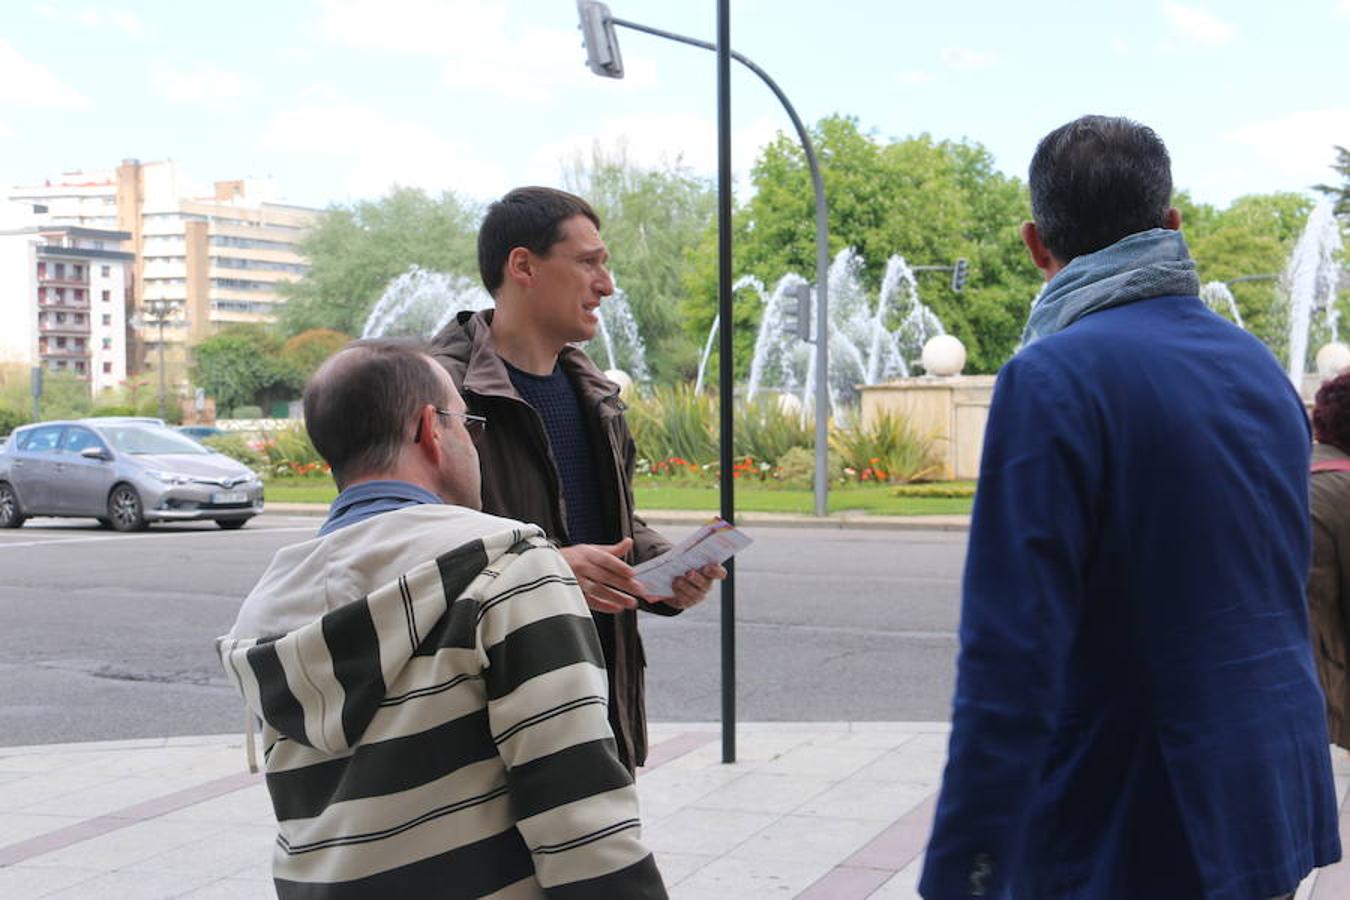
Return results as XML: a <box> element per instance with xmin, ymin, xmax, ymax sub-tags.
<box><xmin>576</xmin><ymin>1</ymin><xmax>832</xmax><ymax>519</ymax></box>
<box><xmin>141</xmin><ymin>299</ymin><xmax>178</xmax><ymax>421</ymax></box>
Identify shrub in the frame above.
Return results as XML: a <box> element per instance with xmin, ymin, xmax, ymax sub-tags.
<box><xmin>203</xmin><ymin>433</ymin><xmax>266</xmax><ymax>470</ymax></box>
<box><xmin>626</xmin><ymin>385</ymin><xmax>717</xmax><ymax>466</ymax></box>
<box><xmin>892</xmin><ymin>481</ymin><xmax>976</xmax><ymax>498</ymax></box>
<box><xmin>831</xmin><ymin>410</ymin><xmax>940</xmax><ymax>483</ymax></box>
<box><xmin>91</xmin><ymin>404</ymin><xmax>136</xmax><ymax>417</ymax></box>
<box><xmin>232</xmin><ymin>405</ymin><xmax>264</xmax><ymax>419</ymax></box>
<box><xmin>735</xmin><ymin>395</ymin><xmax>813</xmax><ymax>465</ymax></box>
<box><xmin>0</xmin><ymin>405</ymin><xmax>29</xmax><ymax>434</ymax></box>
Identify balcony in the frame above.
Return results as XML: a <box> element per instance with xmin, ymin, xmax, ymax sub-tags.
<box><xmin>38</xmin><ymin>273</ymin><xmax>90</xmax><ymax>288</ymax></box>
<box><xmin>39</xmin><ymin>321</ymin><xmax>91</xmax><ymax>337</ymax></box>
<box><xmin>38</xmin><ymin>297</ymin><xmax>90</xmax><ymax>311</ymax></box>
<box><xmin>39</xmin><ymin>347</ymin><xmax>91</xmax><ymax>359</ymax></box>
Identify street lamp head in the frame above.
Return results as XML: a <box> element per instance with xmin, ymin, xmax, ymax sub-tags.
<box><xmin>577</xmin><ymin>1</ymin><xmax>624</xmax><ymax>78</ymax></box>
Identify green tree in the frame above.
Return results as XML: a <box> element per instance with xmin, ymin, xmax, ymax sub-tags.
<box><xmin>564</xmin><ymin>145</ymin><xmax>717</xmax><ymax>382</ymax></box>
<box><xmin>279</xmin><ymin>187</ymin><xmax>480</xmax><ymax>337</ymax></box>
<box><xmin>281</xmin><ymin>328</ymin><xmax>352</xmax><ymax>382</ymax></box>
<box><xmin>1188</xmin><ymin>192</ymin><xmax>1313</xmax><ymax>357</ymax></box>
<box><xmin>1314</xmin><ymin>145</ymin><xmax>1350</xmax><ymax>216</ymax></box>
<box><xmin>683</xmin><ymin>115</ymin><xmax>1040</xmax><ymax>375</ymax></box>
<box><xmin>190</xmin><ymin>326</ymin><xmax>301</xmax><ymax>414</ymax></box>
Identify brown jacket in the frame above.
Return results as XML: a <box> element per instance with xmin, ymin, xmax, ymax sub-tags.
<box><xmin>429</xmin><ymin>310</ymin><xmax>675</xmax><ymax>770</ymax></box>
<box><xmin>1310</xmin><ymin>442</ymin><xmax>1350</xmax><ymax>749</ymax></box>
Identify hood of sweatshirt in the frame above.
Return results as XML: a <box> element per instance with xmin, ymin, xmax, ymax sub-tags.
<box><xmin>217</xmin><ymin>504</ymin><xmax>541</xmax><ymax>753</ymax></box>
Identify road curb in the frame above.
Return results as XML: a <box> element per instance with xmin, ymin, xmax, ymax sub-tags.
<box><xmin>264</xmin><ymin>502</ymin><xmax>971</xmax><ymax>532</ymax></box>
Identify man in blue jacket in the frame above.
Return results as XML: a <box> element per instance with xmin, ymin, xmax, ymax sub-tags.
<box><xmin>919</xmin><ymin>115</ymin><xmax>1342</xmax><ymax>899</ymax></box>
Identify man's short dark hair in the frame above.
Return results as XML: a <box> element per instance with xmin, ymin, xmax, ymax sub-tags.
<box><xmin>303</xmin><ymin>339</ymin><xmax>445</xmax><ymax>487</ymax></box>
<box><xmin>1029</xmin><ymin>115</ymin><xmax>1174</xmax><ymax>263</ymax></box>
<box><xmin>1314</xmin><ymin>370</ymin><xmax>1350</xmax><ymax>454</ymax></box>
<box><xmin>477</xmin><ymin>187</ymin><xmax>601</xmax><ymax>296</ymax></box>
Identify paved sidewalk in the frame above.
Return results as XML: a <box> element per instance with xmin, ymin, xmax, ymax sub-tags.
<box><xmin>1</xmin><ymin>723</ymin><xmax>1347</xmax><ymax>899</ymax></box>
<box><xmin>265</xmin><ymin>502</ymin><xmax>973</xmax><ymax>531</ymax></box>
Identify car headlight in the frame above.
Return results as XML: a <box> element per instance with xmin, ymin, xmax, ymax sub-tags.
<box><xmin>145</xmin><ymin>469</ymin><xmax>192</xmax><ymax>485</ymax></box>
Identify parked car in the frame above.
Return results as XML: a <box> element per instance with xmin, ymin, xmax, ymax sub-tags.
<box><xmin>0</xmin><ymin>418</ymin><xmax>263</xmax><ymax>531</ymax></box>
<box><xmin>176</xmin><ymin>425</ymin><xmax>225</xmax><ymax>442</ymax></box>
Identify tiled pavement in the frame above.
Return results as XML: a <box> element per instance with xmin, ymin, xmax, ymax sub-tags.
<box><xmin>1</xmin><ymin>723</ymin><xmax>1348</xmax><ymax>899</ymax></box>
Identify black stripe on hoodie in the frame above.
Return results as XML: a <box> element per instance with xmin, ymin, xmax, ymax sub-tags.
<box><xmin>321</xmin><ymin>597</ymin><xmax>385</xmax><ymax>749</ymax></box>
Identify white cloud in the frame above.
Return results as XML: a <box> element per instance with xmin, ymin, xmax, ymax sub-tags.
<box><xmin>33</xmin><ymin>4</ymin><xmax>149</xmax><ymax>39</ymax></box>
<box><xmin>1163</xmin><ymin>3</ymin><xmax>1235</xmax><ymax>46</ymax></box>
<box><xmin>153</xmin><ymin>62</ymin><xmax>253</xmax><ymax>110</ymax></box>
<box><xmin>0</xmin><ymin>39</ymin><xmax>87</xmax><ymax>107</ymax></box>
<box><xmin>1224</xmin><ymin>108</ymin><xmax>1350</xmax><ymax>185</ymax></box>
<box><xmin>940</xmin><ymin>47</ymin><xmax>996</xmax><ymax>71</ymax></box>
<box><xmin>317</xmin><ymin>0</ymin><xmax>655</xmax><ymax>101</ymax></box>
<box><xmin>1110</xmin><ymin>37</ymin><xmax>1130</xmax><ymax>55</ymax></box>
<box><xmin>895</xmin><ymin>71</ymin><xmax>934</xmax><ymax>88</ymax></box>
<box><xmin>259</xmin><ymin>103</ymin><xmax>511</xmax><ymax>199</ymax></box>
<box><xmin>1338</xmin><ymin>0</ymin><xmax>1350</xmax><ymax>17</ymax></box>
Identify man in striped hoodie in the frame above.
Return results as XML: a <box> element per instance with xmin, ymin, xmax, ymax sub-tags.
<box><xmin>217</xmin><ymin>339</ymin><xmax>666</xmax><ymax>898</ymax></box>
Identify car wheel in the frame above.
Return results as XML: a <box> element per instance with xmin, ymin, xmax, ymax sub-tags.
<box><xmin>96</xmin><ymin>517</ymin><xmax>112</xmax><ymax>529</ymax></box>
<box><xmin>107</xmin><ymin>484</ymin><xmax>148</xmax><ymax>532</ymax></box>
<box><xmin>0</xmin><ymin>482</ymin><xmax>26</xmax><ymax>528</ymax></box>
<box><xmin>216</xmin><ymin>519</ymin><xmax>248</xmax><ymax>530</ymax></box>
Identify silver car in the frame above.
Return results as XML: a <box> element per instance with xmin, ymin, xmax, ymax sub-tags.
<box><xmin>0</xmin><ymin>418</ymin><xmax>264</xmax><ymax>531</ymax></box>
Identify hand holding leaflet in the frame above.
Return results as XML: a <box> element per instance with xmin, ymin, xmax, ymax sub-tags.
<box><xmin>634</xmin><ymin>517</ymin><xmax>752</xmax><ymax>597</ymax></box>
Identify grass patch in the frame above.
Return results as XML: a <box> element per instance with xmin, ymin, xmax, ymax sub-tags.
<box><xmin>263</xmin><ymin>479</ymin><xmax>974</xmax><ymax>517</ymax></box>
<box><xmin>265</xmin><ymin>479</ymin><xmax>339</xmax><ymax>504</ymax></box>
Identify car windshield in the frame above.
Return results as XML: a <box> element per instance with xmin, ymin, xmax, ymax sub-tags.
<box><xmin>99</xmin><ymin>424</ymin><xmax>211</xmax><ymax>455</ymax></box>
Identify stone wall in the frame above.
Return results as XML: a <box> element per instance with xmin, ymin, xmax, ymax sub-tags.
<box><xmin>857</xmin><ymin>376</ymin><xmax>996</xmax><ymax>481</ymax></box>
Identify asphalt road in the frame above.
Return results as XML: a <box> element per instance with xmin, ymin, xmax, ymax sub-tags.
<box><xmin>0</xmin><ymin>514</ymin><xmax>967</xmax><ymax>746</ymax></box>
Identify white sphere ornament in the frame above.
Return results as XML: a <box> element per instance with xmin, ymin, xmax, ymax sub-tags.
<box><xmin>921</xmin><ymin>334</ymin><xmax>966</xmax><ymax>377</ymax></box>
<box><xmin>605</xmin><ymin>369</ymin><xmax>635</xmax><ymax>400</ymax></box>
<box><xmin>1315</xmin><ymin>342</ymin><xmax>1350</xmax><ymax>381</ymax></box>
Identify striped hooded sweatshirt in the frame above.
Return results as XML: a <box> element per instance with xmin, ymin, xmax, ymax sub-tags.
<box><xmin>217</xmin><ymin>504</ymin><xmax>666</xmax><ymax>898</ymax></box>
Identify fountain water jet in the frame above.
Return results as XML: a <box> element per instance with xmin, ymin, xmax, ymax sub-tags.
<box><xmin>1283</xmin><ymin>197</ymin><xmax>1343</xmax><ymax>384</ymax></box>
<box><xmin>1200</xmin><ymin>281</ymin><xmax>1245</xmax><ymax>329</ymax></box>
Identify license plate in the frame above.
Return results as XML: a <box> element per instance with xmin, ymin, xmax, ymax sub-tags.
<box><xmin>212</xmin><ymin>491</ymin><xmax>247</xmax><ymax>504</ymax></box>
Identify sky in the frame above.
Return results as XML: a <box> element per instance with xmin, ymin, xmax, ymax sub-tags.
<box><xmin>1</xmin><ymin>0</ymin><xmax>1347</xmax><ymax>212</ymax></box>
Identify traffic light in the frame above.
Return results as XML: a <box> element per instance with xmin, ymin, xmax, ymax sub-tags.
<box><xmin>786</xmin><ymin>282</ymin><xmax>812</xmax><ymax>342</ymax></box>
<box><xmin>576</xmin><ymin>2</ymin><xmax>624</xmax><ymax>79</ymax></box>
<box><xmin>951</xmin><ymin>258</ymin><xmax>969</xmax><ymax>293</ymax></box>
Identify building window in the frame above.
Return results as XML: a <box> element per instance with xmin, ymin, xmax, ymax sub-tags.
<box><xmin>74</xmin><ymin>314</ymin><xmax>84</xmax><ymax>325</ymax></box>
<box><xmin>102</xmin><ymin>314</ymin><xmax>112</xmax><ymax>326</ymax></box>
<box><xmin>52</xmin><ymin>360</ymin><xmax>66</xmax><ymax>372</ymax></box>
<box><xmin>54</xmin><ymin>263</ymin><xmax>65</xmax><ymax>279</ymax></box>
<box><xmin>55</xmin><ymin>313</ymin><xmax>66</xmax><ymax>324</ymax></box>
<box><xmin>73</xmin><ymin>265</ymin><xmax>83</xmax><ymax>279</ymax></box>
<box><xmin>101</xmin><ymin>289</ymin><xmax>111</xmax><ymax>303</ymax></box>
<box><xmin>101</xmin><ymin>265</ymin><xmax>110</xmax><ymax>277</ymax></box>
<box><xmin>37</xmin><ymin>262</ymin><xmax>47</xmax><ymax>278</ymax></box>
<box><xmin>102</xmin><ymin>337</ymin><xmax>112</xmax><ymax>349</ymax></box>
<box><xmin>103</xmin><ymin>361</ymin><xmax>112</xmax><ymax>374</ymax></box>
<box><xmin>74</xmin><ymin>289</ymin><xmax>85</xmax><ymax>302</ymax></box>
<box><xmin>38</xmin><ymin>287</ymin><xmax>46</xmax><ymax>302</ymax></box>
<box><xmin>74</xmin><ymin>361</ymin><xmax>86</xmax><ymax>374</ymax></box>
<box><xmin>56</xmin><ymin>337</ymin><xmax>67</xmax><ymax>348</ymax></box>
<box><xmin>54</xmin><ymin>288</ymin><xmax>65</xmax><ymax>303</ymax></box>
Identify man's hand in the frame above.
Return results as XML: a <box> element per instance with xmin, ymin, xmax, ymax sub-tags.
<box><xmin>559</xmin><ymin>539</ymin><xmax>645</xmax><ymax>614</ymax></box>
<box><xmin>652</xmin><ymin>563</ymin><xmax>727</xmax><ymax>610</ymax></box>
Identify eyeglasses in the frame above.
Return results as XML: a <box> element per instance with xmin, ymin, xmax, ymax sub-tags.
<box><xmin>414</xmin><ymin>407</ymin><xmax>487</xmax><ymax>444</ymax></box>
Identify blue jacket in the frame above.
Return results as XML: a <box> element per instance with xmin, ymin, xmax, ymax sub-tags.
<box><xmin>920</xmin><ymin>295</ymin><xmax>1341</xmax><ymax>899</ymax></box>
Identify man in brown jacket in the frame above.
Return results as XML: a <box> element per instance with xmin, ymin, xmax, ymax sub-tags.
<box><xmin>1310</xmin><ymin>370</ymin><xmax>1350</xmax><ymax>749</ymax></box>
<box><xmin>429</xmin><ymin>186</ymin><xmax>725</xmax><ymax>771</ymax></box>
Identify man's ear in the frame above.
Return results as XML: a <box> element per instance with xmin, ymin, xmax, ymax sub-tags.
<box><xmin>503</xmin><ymin>247</ymin><xmax>533</xmax><ymax>290</ymax></box>
<box><xmin>1021</xmin><ymin>221</ymin><xmax>1057</xmax><ymax>277</ymax></box>
<box><xmin>1163</xmin><ymin>207</ymin><xmax>1182</xmax><ymax>231</ymax></box>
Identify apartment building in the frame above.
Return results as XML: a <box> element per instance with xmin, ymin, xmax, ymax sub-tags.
<box><xmin>0</xmin><ymin>222</ymin><xmax>133</xmax><ymax>393</ymax></box>
<box><xmin>9</xmin><ymin>161</ymin><xmax>317</xmax><ymax>373</ymax></box>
